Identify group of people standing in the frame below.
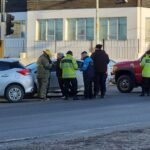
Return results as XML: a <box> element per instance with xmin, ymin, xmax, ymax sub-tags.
<box><xmin>36</xmin><ymin>44</ymin><xmax>109</xmax><ymax>101</ymax></box>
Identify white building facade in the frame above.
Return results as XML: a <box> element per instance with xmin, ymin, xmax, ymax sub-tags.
<box><xmin>4</xmin><ymin>3</ymin><xmax>150</xmax><ymax>61</ymax></box>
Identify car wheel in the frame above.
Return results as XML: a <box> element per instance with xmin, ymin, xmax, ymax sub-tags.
<box><xmin>5</xmin><ymin>85</ymin><xmax>24</xmax><ymax>103</ymax></box>
<box><xmin>117</xmin><ymin>75</ymin><xmax>134</xmax><ymax>93</ymax></box>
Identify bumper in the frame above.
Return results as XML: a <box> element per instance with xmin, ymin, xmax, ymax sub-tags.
<box><xmin>109</xmin><ymin>75</ymin><xmax>116</xmax><ymax>84</ymax></box>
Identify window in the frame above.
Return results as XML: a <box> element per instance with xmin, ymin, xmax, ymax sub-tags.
<box><xmin>146</xmin><ymin>18</ymin><xmax>150</xmax><ymax>41</ymax></box>
<box><xmin>0</xmin><ymin>62</ymin><xmax>24</xmax><ymax>71</ymax></box>
<box><xmin>109</xmin><ymin>18</ymin><xmax>118</xmax><ymax>40</ymax></box>
<box><xmin>67</xmin><ymin>19</ymin><xmax>77</xmax><ymax>41</ymax></box>
<box><xmin>118</xmin><ymin>18</ymin><xmax>127</xmax><ymax>40</ymax></box>
<box><xmin>11</xmin><ymin>20</ymin><xmax>25</xmax><ymax>38</ymax></box>
<box><xmin>0</xmin><ymin>62</ymin><xmax>10</xmax><ymax>71</ymax></box>
<box><xmin>38</xmin><ymin>19</ymin><xmax>63</xmax><ymax>41</ymax></box>
<box><xmin>100</xmin><ymin>17</ymin><xmax>127</xmax><ymax>40</ymax></box>
<box><xmin>47</xmin><ymin>19</ymin><xmax>55</xmax><ymax>41</ymax></box>
<box><xmin>67</xmin><ymin>18</ymin><xmax>94</xmax><ymax>41</ymax></box>
<box><xmin>38</xmin><ymin>20</ymin><xmax>46</xmax><ymax>41</ymax></box>
<box><xmin>86</xmin><ymin>18</ymin><xmax>94</xmax><ymax>40</ymax></box>
<box><xmin>77</xmin><ymin>19</ymin><xmax>86</xmax><ymax>40</ymax></box>
<box><xmin>100</xmin><ymin>18</ymin><xmax>108</xmax><ymax>40</ymax></box>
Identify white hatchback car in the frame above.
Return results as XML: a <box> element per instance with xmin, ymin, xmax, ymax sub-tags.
<box><xmin>0</xmin><ymin>59</ymin><xmax>34</xmax><ymax>102</ymax></box>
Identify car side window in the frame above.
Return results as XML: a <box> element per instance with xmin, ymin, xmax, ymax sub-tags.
<box><xmin>0</xmin><ymin>62</ymin><xmax>10</xmax><ymax>71</ymax></box>
<box><xmin>10</xmin><ymin>62</ymin><xmax>25</xmax><ymax>69</ymax></box>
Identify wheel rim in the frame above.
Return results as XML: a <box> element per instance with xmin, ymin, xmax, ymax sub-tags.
<box><xmin>120</xmin><ymin>79</ymin><xmax>130</xmax><ymax>91</ymax></box>
<box><xmin>8</xmin><ymin>87</ymin><xmax>22</xmax><ymax>101</ymax></box>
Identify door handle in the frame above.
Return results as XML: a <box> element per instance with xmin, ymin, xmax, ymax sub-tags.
<box><xmin>1</xmin><ymin>74</ymin><xmax>8</xmax><ymax>77</ymax></box>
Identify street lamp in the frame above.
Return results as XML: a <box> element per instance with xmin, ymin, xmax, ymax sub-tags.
<box><xmin>96</xmin><ymin>0</ymin><xmax>99</xmax><ymax>44</ymax></box>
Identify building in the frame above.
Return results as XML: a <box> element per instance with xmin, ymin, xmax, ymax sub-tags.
<box><xmin>2</xmin><ymin>0</ymin><xmax>150</xmax><ymax>61</ymax></box>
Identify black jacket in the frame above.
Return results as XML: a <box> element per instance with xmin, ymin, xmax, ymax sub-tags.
<box><xmin>91</xmin><ymin>50</ymin><xmax>109</xmax><ymax>73</ymax></box>
<box><xmin>56</xmin><ymin>59</ymin><xmax>62</xmax><ymax>78</ymax></box>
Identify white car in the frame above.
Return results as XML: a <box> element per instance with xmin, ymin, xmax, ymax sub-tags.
<box><xmin>0</xmin><ymin>59</ymin><xmax>34</xmax><ymax>102</ymax></box>
<box><xmin>27</xmin><ymin>59</ymin><xmax>115</xmax><ymax>94</ymax></box>
<box><xmin>27</xmin><ymin>60</ymin><xmax>84</xmax><ymax>93</ymax></box>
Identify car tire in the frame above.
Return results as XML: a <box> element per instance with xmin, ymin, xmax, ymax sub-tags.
<box><xmin>5</xmin><ymin>85</ymin><xmax>24</xmax><ymax>103</ymax></box>
<box><xmin>117</xmin><ymin>75</ymin><xmax>134</xmax><ymax>93</ymax></box>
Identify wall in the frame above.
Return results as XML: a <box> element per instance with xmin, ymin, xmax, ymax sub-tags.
<box><xmin>137</xmin><ymin>7</ymin><xmax>150</xmax><ymax>56</ymax></box>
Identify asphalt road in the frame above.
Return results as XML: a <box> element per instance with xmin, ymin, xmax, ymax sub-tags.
<box><xmin>0</xmin><ymin>86</ymin><xmax>150</xmax><ymax>143</ymax></box>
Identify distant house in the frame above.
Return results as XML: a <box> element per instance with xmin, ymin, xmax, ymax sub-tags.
<box><xmin>3</xmin><ymin>0</ymin><xmax>150</xmax><ymax>60</ymax></box>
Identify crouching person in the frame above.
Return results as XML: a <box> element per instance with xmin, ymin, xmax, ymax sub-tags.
<box><xmin>81</xmin><ymin>51</ymin><xmax>95</xmax><ymax>99</ymax></box>
<box><xmin>37</xmin><ymin>49</ymin><xmax>53</xmax><ymax>100</ymax></box>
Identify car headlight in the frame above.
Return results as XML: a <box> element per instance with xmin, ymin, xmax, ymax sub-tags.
<box><xmin>112</xmin><ymin>66</ymin><xmax>118</xmax><ymax>74</ymax></box>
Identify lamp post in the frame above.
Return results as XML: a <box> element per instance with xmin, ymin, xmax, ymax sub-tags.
<box><xmin>96</xmin><ymin>0</ymin><xmax>99</xmax><ymax>44</ymax></box>
<box><xmin>1</xmin><ymin>0</ymin><xmax>6</xmax><ymax>39</ymax></box>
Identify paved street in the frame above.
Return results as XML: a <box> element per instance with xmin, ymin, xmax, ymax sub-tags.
<box><xmin>0</xmin><ymin>86</ymin><xmax>150</xmax><ymax>144</ymax></box>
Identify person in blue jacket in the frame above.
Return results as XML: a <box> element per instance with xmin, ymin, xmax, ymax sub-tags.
<box><xmin>81</xmin><ymin>51</ymin><xmax>95</xmax><ymax>99</ymax></box>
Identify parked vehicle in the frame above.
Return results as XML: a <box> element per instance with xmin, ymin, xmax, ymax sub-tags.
<box><xmin>0</xmin><ymin>59</ymin><xmax>34</xmax><ymax>102</ymax></box>
<box><xmin>112</xmin><ymin>57</ymin><xmax>143</xmax><ymax>93</ymax></box>
<box><xmin>27</xmin><ymin>59</ymin><xmax>115</xmax><ymax>94</ymax></box>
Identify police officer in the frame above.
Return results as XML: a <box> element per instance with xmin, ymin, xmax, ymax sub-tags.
<box><xmin>37</xmin><ymin>49</ymin><xmax>53</xmax><ymax>100</ymax></box>
<box><xmin>140</xmin><ymin>50</ymin><xmax>150</xmax><ymax>96</ymax></box>
<box><xmin>60</xmin><ymin>51</ymin><xmax>78</xmax><ymax>100</ymax></box>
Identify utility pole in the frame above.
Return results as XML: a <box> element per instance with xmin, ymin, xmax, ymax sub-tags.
<box><xmin>0</xmin><ymin>0</ymin><xmax>6</xmax><ymax>58</ymax></box>
<box><xmin>1</xmin><ymin>0</ymin><xmax>6</xmax><ymax>39</ymax></box>
<box><xmin>96</xmin><ymin>0</ymin><xmax>99</xmax><ymax>44</ymax></box>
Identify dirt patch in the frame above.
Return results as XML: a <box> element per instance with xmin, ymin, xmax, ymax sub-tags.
<box><xmin>1</xmin><ymin>128</ymin><xmax>150</xmax><ymax>150</ymax></box>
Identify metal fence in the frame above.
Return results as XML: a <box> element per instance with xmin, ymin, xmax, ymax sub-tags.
<box><xmin>4</xmin><ymin>38</ymin><xmax>149</xmax><ymax>61</ymax></box>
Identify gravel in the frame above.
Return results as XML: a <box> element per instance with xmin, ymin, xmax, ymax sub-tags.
<box><xmin>1</xmin><ymin>128</ymin><xmax>150</xmax><ymax>150</ymax></box>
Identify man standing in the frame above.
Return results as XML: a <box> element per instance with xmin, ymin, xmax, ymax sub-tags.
<box><xmin>56</xmin><ymin>52</ymin><xmax>65</xmax><ymax>97</ymax></box>
<box><xmin>81</xmin><ymin>51</ymin><xmax>95</xmax><ymax>99</ymax></box>
<box><xmin>37</xmin><ymin>49</ymin><xmax>53</xmax><ymax>100</ymax></box>
<box><xmin>60</xmin><ymin>51</ymin><xmax>78</xmax><ymax>100</ymax></box>
<box><xmin>91</xmin><ymin>44</ymin><xmax>110</xmax><ymax>98</ymax></box>
<box><xmin>140</xmin><ymin>50</ymin><xmax>150</xmax><ymax>96</ymax></box>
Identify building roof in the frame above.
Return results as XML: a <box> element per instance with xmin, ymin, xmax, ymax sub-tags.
<box><xmin>3</xmin><ymin>0</ymin><xmax>150</xmax><ymax>12</ymax></box>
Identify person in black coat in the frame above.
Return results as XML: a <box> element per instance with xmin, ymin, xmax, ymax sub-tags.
<box><xmin>91</xmin><ymin>44</ymin><xmax>110</xmax><ymax>98</ymax></box>
<box><xmin>56</xmin><ymin>52</ymin><xmax>65</xmax><ymax>97</ymax></box>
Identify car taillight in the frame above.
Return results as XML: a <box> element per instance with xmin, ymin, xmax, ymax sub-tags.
<box><xmin>17</xmin><ymin>69</ymin><xmax>30</xmax><ymax>76</ymax></box>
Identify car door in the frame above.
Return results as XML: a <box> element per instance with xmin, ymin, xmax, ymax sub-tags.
<box><xmin>49</xmin><ymin>61</ymin><xmax>59</xmax><ymax>92</ymax></box>
<box><xmin>76</xmin><ymin>61</ymin><xmax>84</xmax><ymax>91</ymax></box>
<box><xmin>0</xmin><ymin>62</ymin><xmax>11</xmax><ymax>95</ymax></box>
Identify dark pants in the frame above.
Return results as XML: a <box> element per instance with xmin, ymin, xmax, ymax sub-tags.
<box><xmin>141</xmin><ymin>77</ymin><xmax>150</xmax><ymax>95</ymax></box>
<box><xmin>63</xmin><ymin>78</ymin><xmax>78</xmax><ymax>98</ymax></box>
<box><xmin>94</xmin><ymin>72</ymin><xmax>107</xmax><ymax>96</ymax></box>
<box><xmin>83</xmin><ymin>74</ymin><xmax>93</xmax><ymax>99</ymax></box>
<box><xmin>58</xmin><ymin>77</ymin><xmax>65</xmax><ymax>96</ymax></box>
